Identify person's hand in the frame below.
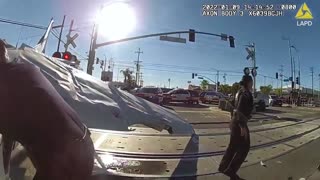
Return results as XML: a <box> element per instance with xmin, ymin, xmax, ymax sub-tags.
<box><xmin>240</xmin><ymin>126</ymin><xmax>248</xmax><ymax>140</ymax></box>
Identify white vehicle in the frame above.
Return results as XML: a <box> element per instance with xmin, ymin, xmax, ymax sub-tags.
<box><xmin>200</xmin><ymin>91</ymin><xmax>227</xmax><ymax>104</ymax></box>
<box><xmin>256</xmin><ymin>92</ymin><xmax>270</xmax><ymax>107</ymax></box>
<box><xmin>169</xmin><ymin>89</ymin><xmax>191</xmax><ymax>103</ymax></box>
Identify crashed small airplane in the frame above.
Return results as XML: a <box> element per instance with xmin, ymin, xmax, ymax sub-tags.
<box><xmin>1</xmin><ymin>19</ymin><xmax>195</xmax><ymax>179</ymax></box>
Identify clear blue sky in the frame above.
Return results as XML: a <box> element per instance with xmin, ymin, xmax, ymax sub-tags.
<box><xmin>0</xmin><ymin>0</ymin><xmax>319</xmax><ymax>89</ymax></box>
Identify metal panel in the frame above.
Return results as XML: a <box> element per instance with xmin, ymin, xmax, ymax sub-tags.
<box><xmin>93</xmin><ymin>155</ymin><xmax>219</xmax><ymax>178</ymax></box>
<box><xmin>92</xmin><ymin>144</ymin><xmax>293</xmax><ymax>178</ymax></box>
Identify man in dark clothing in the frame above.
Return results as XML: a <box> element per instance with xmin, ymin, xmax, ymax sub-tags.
<box><xmin>218</xmin><ymin>75</ymin><xmax>253</xmax><ymax>180</ymax></box>
<box><xmin>0</xmin><ymin>40</ymin><xmax>95</xmax><ymax>180</ymax></box>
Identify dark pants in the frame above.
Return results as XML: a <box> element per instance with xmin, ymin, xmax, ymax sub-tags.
<box><xmin>33</xmin><ymin>135</ymin><xmax>95</xmax><ymax>180</ymax></box>
<box><xmin>219</xmin><ymin>123</ymin><xmax>250</xmax><ymax>178</ymax></box>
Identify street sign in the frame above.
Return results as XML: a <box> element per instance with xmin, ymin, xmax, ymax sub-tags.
<box><xmin>187</xmin><ymin>81</ymin><xmax>191</xmax><ymax>83</ymax></box>
<box><xmin>284</xmin><ymin>79</ymin><xmax>289</xmax><ymax>82</ymax></box>
<box><xmin>245</xmin><ymin>47</ymin><xmax>254</xmax><ymax>60</ymax></box>
<box><xmin>221</xmin><ymin>33</ymin><xmax>228</xmax><ymax>41</ymax></box>
<box><xmin>160</xmin><ymin>35</ymin><xmax>186</xmax><ymax>43</ymax></box>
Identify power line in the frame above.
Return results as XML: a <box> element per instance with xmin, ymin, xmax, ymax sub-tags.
<box><xmin>0</xmin><ymin>17</ymin><xmax>46</xmax><ymax>29</ymax></box>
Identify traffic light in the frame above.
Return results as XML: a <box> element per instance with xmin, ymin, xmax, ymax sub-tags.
<box><xmin>52</xmin><ymin>52</ymin><xmax>62</xmax><ymax>58</ymax></box>
<box><xmin>189</xmin><ymin>29</ymin><xmax>195</xmax><ymax>42</ymax></box>
<box><xmin>229</xmin><ymin>36</ymin><xmax>235</xmax><ymax>48</ymax></box>
<box><xmin>217</xmin><ymin>81</ymin><xmax>220</xmax><ymax>86</ymax></box>
<box><xmin>62</xmin><ymin>51</ymin><xmax>72</xmax><ymax>61</ymax></box>
<box><xmin>276</xmin><ymin>72</ymin><xmax>278</xmax><ymax>79</ymax></box>
<box><xmin>192</xmin><ymin>73</ymin><xmax>195</xmax><ymax>79</ymax></box>
<box><xmin>296</xmin><ymin>77</ymin><xmax>299</xmax><ymax>84</ymax></box>
<box><xmin>96</xmin><ymin>58</ymin><xmax>100</xmax><ymax>64</ymax></box>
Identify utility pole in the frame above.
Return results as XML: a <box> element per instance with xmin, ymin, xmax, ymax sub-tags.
<box><xmin>245</xmin><ymin>43</ymin><xmax>256</xmax><ymax>93</ymax></box>
<box><xmin>135</xmin><ymin>48</ymin><xmax>143</xmax><ymax>87</ymax></box>
<box><xmin>318</xmin><ymin>74</ymin><xmax>320</xmax><ymax>100</ymax></box>
<box><xmin>311</xmin><ymin>67</ymin><xmax>314</xmax><ymax>98</ymax></box>
<box><xmin>57</xmin><ymin>15</ymin><xmax>66</xmax><ymax>52</ymax></box>
<box><xmin>288</xmin><ymin>40</ymin><xmax>294</xmax><ymax>91</ymax></box>
<box><xmin>280</xmin><ymin>65</ymin><xmax>284</xmax><ymax>96</ymax></box>
<box><xmin>117</xmin><ymin>66</ymin><xmax>120</xmax><ymax>82</ymax></box>
<box><xmin>252</xmin><ymin>43</ymin><xmax>256</xmax><ymax>94</ymax></box>
<box><xmin>140</xmin><ymin>72</ymin><xmax>143</xmax><ymax>87</ymax></box>
<box><xmin>216</xmin><ymin>70</ymin><xmax>220</xmax><ymax>92</ymax></box>
<box><xmin>293</xmin><ymin>57</ymin><xmax>296</xmax><ymax>89</ymax></box>
<box><xmin>223</xmin><ymin>73</ymin><xmax>227</xmax><ymax>85</ymax></box>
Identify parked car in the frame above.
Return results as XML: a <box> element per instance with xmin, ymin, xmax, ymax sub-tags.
<box><xmin>187</xmin><ymin>90</ymin><xmax>200</xmax><ymax>104</ymax></box>
<box><xmin>129</xmin><ymin>88</ymin><xmax>139</xmax><ymax>94</ymax></box>
<box><xmin>135</xmin><ymin>87</ymin><xmax>163</xmax><ymax>105</ymax></box>
<box><xmin>200</xmin><ymin>91</ymin><xmax>226</xmax><ymax>104</ymax></box>
<box><xmin>269</xmin><ymin>95</ymin><xmax>283</xmax><ymax>107</ymax></box>
<box><xmin>161</xmin><ymin>88</ymin><xmax>174</xmax><ymax>93</ymax></box>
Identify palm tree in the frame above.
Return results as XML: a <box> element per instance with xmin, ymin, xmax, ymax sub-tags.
<box><xmin>120</xmin><ymin>68</ymin><xmax>133</xmax><ymax>83</ymax></box>
<box><xmin>200</xmin><ymin>80</ymin><xmax>209</xmax><ymax>90</ymax></box>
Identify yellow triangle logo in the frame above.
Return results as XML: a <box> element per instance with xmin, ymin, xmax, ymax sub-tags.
<box><xmin>295</xmin><ymin>3</ymin><xmax>313</xmax><ymax>19</ymax></box>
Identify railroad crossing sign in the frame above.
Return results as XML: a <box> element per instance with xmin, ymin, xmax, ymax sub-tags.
<box><xmin>65</xmin><ymin>33</ymin><xmax>79</xmax><ymax>49</ymax></box>
<box><xmin>245</xmin><ymin>47</ymin><xmax>255</xmax><ymax>60</ymax></box>
<box><xmin>244</xmin><ymin>67</ymin><xmax>250</xmax><ymax>75</ymax></box>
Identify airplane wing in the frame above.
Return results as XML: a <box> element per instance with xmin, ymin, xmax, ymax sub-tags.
<box><xmin>34</xmin><ymin>19</ymin><xmax>54</xmax><ymax>54</ymax></box>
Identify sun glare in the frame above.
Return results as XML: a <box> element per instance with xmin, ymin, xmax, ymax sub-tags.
<box><xmin>96</xmin><ymin>3</ymin><xmax>136</xmax><ymax>41</ymax></box>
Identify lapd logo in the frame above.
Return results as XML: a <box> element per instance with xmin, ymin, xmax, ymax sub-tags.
<box><xmin>295</xmin><ymin>3</ymin><xmax>313</xmax><ymax>27</ymax></box>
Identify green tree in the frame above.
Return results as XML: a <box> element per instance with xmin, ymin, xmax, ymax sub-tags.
<box><xmin>273</xmin><ymin>88</ymin><xmax>282</xmax><ymax>96</ymax></box>
<box><xmin>260</xmin><ymin>85</ymin><xmax>273</xmax><ymax>95</ymax></box>
<box><xmin>200</xmin><ymin>80</ymin><xmax>209</xmax><ymax>90</ymax></box>
<box><xmin>231</xmin><ymin>82</ymin><xmax>241</xmax><ymax>95</ymax></box>
<box><xmin>121</xmin><ymin>68</ymin><xmax>135</xmax><ymax>90</ymax></box>
<box><xmin>219</xmin><ymin>84</ymin><xmax>232</xmax><ymax>95</ymax></box>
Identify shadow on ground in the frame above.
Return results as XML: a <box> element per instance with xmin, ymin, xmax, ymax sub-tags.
<box><xmin>263</xmin><ymin>109</ymin><xmax>284</xmax><ymax>114</ymax></box>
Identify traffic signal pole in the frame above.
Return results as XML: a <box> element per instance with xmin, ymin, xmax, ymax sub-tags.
<box><xmin>87</xmin><ymin>29</ymin><xmax>235</xmax><ymax>75</ymax></box>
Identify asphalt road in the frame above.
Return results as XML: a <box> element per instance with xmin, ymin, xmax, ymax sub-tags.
<box><xmin>166</xmin><ymin>102</ymin><xmax>320</xmax><ymax>129</ymax></box>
